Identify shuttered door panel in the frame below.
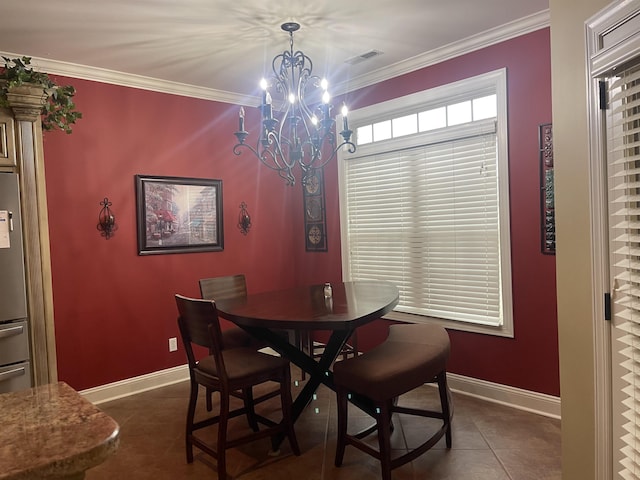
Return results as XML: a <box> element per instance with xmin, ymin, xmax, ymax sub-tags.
<box><xmin>344</xmin><ymin>133</ymin><xmax>501</xmax><ymax>325</ymax></box>
<box><xmin>607</xmin><ymin>63</ymin><xmax>640</xmax><ymax>480</ymax></box>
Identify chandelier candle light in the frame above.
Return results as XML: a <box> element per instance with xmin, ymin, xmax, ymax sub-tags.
<box><xmin>233</xmin><ymin>22</ymin><xmax>356</xmax><ymax>186</ymax></box>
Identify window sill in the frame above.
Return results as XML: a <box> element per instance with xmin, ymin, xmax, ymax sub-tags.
<box><xmin>383</xmin><ymin>310</ymin><xmax>514</xmax><ymax>338</ymax></box>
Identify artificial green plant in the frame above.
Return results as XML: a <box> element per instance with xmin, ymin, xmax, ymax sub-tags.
<box><xmin>0</xmin><ymin>56</ymin><xmax>82</xmax><ymax>133</ymax></box>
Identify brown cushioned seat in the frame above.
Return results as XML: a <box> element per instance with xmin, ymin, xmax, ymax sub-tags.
<box><xmin>333</xmin><ymin>323</ymin><xmax>449</xmax><ymax>402</ymax></box>
<box><xmin>333</xmin><ymin>323</ymin><xmax>452</xmax><ymax>480</ymax></box>
<box><xmin>197</xmin><ymin>347</ymin><xmax>288</xmax><ymax>381</ymax></box>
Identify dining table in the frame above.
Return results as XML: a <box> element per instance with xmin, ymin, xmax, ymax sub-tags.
<box><xmin>215</xmin><ymin>280</ymin><xmax>399</xmax><ymax>444</ymax></box>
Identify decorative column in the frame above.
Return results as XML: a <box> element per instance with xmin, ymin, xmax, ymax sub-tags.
<box><xmin>5</xmin><ymin>84</ymin><xmax>47</xmax><ymax>121</ymax></box>
<box><xmin>4</xmin><ymin>85</ymin><xmax>58</xmax><ymax>387</ymax></box>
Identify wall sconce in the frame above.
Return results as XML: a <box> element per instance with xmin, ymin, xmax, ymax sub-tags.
<box><xmin>97</xmin><ymin>197</ymin><xmax>117</xmax><ymax>239</ymax></box>
<box><xmin>238</xmin><ymin>202</ymin><xmax>251</xmax><ymax>235</ymax></box>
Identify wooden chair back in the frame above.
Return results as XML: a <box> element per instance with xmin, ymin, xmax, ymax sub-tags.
<box><xmin>199</xmin><ymin>274</ymin><xmax>247</xmax><ymax>301</ymax></box>
<box><xmin>175</xmin><ymin>294</ymin><xmax>227</xmax><ymax>382</ymax></box>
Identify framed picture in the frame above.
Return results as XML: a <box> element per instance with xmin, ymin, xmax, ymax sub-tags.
<box><xmin>135</xmin><ymin>175</ymin><xmax>223</xmax><ymax>255</ymax></box>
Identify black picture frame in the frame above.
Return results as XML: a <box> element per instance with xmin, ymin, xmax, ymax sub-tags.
<box><xmin>135</xmin><ymin>175</ymin><xmax>223</xmax><ymax>255</ymax></box>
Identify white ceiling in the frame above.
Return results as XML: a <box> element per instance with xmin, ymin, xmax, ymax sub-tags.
<box><xmin>0</xmin><ymin>0</ymin><xmax>549</xmax><ymax>104</ymax></box>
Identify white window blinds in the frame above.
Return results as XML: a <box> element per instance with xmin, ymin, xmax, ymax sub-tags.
<box><xmin>607</xmin><ymin>63</ymin><xmax>640</xmax><ymax>480</ymax></box>
<box><xmin>342</xmin><ymin>130</ymin><xmax>503</xmax><ymax>326</ymax></box>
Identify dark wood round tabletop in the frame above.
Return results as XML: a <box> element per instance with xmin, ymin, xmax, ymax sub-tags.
<box><xmin>216</xmin><ymin>280</ymin><xmax>399</xmax><ymax>331</ymax></box>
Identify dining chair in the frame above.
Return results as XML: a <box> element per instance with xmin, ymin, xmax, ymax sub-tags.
<box><xmin>175</xmin><ymin>294</ymin><xmax>300</xmax><ymax>479</ymax></box>
<box><xmin>333</xmin><ymin>323</ymin><xmax>452</xmax><ymax>480</ymax></box>
<box><xmin>199</xmin><ymin>274</ymin><xmax>266</xmax><ymax>350</ymax></box>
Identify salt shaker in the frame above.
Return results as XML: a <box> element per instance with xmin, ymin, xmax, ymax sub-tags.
<box><xmin>323</xmin><ymin>282</ymin><xmax>332</xmax><ymax>298</ymax></box>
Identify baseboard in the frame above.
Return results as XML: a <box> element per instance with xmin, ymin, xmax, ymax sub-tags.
<box><xmin>447</xmin><ymin>373</ymin><xmax>561</xmax><ymax>419</ymax></box>
<box><xmin>80</xmin><ymin>365</ymin><xmax>561</xmax><ymax>419</ymax></box>
<box><xmin>80</xmin><ymin>364</ymin><xmax>190</xmax><ymax>405</ymax></box>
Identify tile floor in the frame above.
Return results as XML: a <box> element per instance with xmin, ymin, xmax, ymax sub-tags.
<box><xmin>87</xmin><ymin>369</ymin><xmax>561</xmax><ymax>479</ymax></box>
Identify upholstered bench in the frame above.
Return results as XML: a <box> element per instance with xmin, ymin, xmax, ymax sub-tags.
<box><xmin>333</xmin><ymin>323</ymin><xmax>452</xmax><ymax>480</ymax></box>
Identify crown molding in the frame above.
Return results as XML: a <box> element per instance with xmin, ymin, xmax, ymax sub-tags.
<box><xmin>335</xmin><ymin>9</ymin><xmax>550</xmax><ymax>95</ymax></box>
<box><xmin>0</xmin><ymin>10</ymin><xmax>549</xmax><ymax>105</ymax></box>
<box><xmin>0</xmin><ymin>50</ymin><xmax>253</xmax><ymax>105</ymax></box>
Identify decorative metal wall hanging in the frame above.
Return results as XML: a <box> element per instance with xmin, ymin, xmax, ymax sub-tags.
<box><xmin>238</xmin><ymin>202</ymin><xmax>251</xmax><ymax>235</ymax></box>
<box><xmin>303</xmin><ymin>168</ymin><xmax>328</xmax><ymax>251</ymax></box>
<box><xmin>539</xmin><ymin>123</ymin><xmax>555</xmax><ymax>255</ymax></box>
<box><xmin>97</xmin><ymin>197</ymin><xmax>117</xmax><ymax>239</ymax></box>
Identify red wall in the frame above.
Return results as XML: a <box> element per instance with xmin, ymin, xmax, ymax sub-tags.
<box><xmin>43</xmin><ymin>83</ymin><xmax>307</xmax><ymax>389</ymax></box>
<box><xmin>42</xmin><ymin>28</ymin><xmax>557</xmax><ymax>396</ymax></box>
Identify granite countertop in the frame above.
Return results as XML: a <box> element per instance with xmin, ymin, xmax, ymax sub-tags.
<box><xmin>0</xmin><ymin>382</ymin><xmax>119</xmax><ymax>479</ymax></box>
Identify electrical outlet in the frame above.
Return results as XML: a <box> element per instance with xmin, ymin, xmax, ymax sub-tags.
<box><xmin>168</xmin><ymin>337</ymin><xmax>178</xmax><ymax>352</ymax></box>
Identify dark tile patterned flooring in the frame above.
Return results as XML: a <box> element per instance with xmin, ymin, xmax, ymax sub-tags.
<box><xmin>87</xmin><ymin>369</ymin><xmax>561</xmax><ymax>479</ymax></box>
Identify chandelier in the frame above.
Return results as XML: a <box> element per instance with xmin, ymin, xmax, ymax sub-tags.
<box><xmin>233</xmin><ymin>22</ymin><xmax>356</xmax><ymax>186</ymax></box>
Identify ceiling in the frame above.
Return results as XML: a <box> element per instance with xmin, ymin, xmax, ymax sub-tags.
<box><xmin>0</xmin><ymin>0</ymin><xmax>549</xmax><ymax>104</ymax></box>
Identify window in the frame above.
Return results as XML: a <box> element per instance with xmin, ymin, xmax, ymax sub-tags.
<box><xmin>338</xmin><ymin>69</ymin><xmax>513</xmax><ymax>336</ymax></box>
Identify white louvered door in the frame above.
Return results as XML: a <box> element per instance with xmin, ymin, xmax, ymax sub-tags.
<box><xmin>606</xmin><ymin>62</ymin><xmax>640</xmax><ymax>480</ymax></box>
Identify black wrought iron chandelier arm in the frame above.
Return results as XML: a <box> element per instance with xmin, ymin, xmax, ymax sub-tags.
<box><xmin>263</xmin><ymin>131</ymin><xmax>299</xmax><ymax>185</ymax></box>
<box><xmin>233</xmin><ymin>132</ymin><xmax>297</xmax><ymax>185</ymax></box>
<box><xmin>297</xmin><ymin>74</ymin><xmax>318</xmax><ymax>122</ymax></box>
<box><xmin>233</xmin><ymin>136</ymin><xmax>260</xmax><ymax>158</ymax></box>
<box><xmin>263</xmin><ymin>130</ymin><xmax>291</xmax><ymax>167</ymax></box>
<box><xmin>302</xmin><ymin>134</ymin><xmax>356</xmax><ymax>172</ymax></box>
<box><xmin>233</xmin><ymin>129</ymin><xmax>285</xmax><ymax>169</ymax></box>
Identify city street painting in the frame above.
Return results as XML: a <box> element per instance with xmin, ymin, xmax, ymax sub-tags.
<box><xmin>135</xmin><ymin>175</ymin><xmax>223</xmax><ymax>255</ymax></box>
